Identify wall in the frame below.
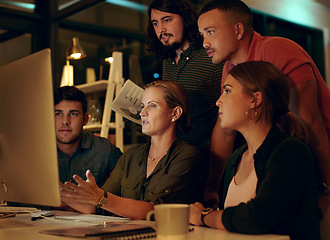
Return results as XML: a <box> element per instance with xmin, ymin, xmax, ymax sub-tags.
<box><xmin>243</xmin><ymin>0</ymin><xmax>330</xmax><ymax>87</ymax></box>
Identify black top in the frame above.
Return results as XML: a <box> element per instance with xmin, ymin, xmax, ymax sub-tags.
<box><xmin>222</xmin><ymin>126</ymin><xmax>321</xmax><ymax>240</ymax></box>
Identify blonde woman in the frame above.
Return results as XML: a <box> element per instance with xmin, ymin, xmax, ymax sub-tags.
<box><xmin>61</xmin><ymin>80</ymin><xmax>206</xmax><ymax>219</ymax></box>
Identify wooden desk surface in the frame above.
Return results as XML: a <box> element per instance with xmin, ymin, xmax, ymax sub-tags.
<box><xmin>0</xmin><ymin>211</ymin><xmax>289</xmax><ymax>240</ymax></box>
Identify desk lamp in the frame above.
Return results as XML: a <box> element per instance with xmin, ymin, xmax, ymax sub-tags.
<box><xmin>60</xmin><ymin>37</ymin><xmax>86</xmax><ymax>86</ymax></box>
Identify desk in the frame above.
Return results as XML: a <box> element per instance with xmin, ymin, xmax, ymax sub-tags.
<box><xmin>0</xmin><ymin>212</ymin><xmax>289</xmax><ymax>240</ymax></box>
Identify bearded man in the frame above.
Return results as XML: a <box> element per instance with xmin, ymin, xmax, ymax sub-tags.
<box><xmin>146</xmin><ymin>0</ymin><xmax>223</xmax><ymax>163</ymax></box>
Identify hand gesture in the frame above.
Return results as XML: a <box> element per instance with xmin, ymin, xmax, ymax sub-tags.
<box><xmin>60</xmin><ymin>170</ymin><xmax>104</xmax><ymax>213</ymax></box>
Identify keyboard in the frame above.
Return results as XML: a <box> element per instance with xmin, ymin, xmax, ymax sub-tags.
<box><xmin>0</xmin><ymin>206</ymin><xmax>39</xmax><ymax>214</ymax></box>
<box><xmin>55</xmin><ymin>214</ymin><xmax>130</xmax><ymax>224</ymax></box>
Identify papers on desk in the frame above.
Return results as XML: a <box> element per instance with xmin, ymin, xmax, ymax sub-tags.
<box><xmin>0</xmin><ymin>206</ymin><xmax>39</xmax><ymax>214</ymax></box>
<box><xmin>40</xmin><ymin>222</ymin><xmax>156</xmax><ymax>239</ymax></box>
<box><xmin>54</xmin><ymin>213</ymin><xmax>130</xmax><ymax>224</ymax></box>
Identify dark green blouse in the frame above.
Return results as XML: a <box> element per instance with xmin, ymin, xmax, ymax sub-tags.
<box><xmin>221</xmin><ymin>126</ymin><xmax>320</xmax><ymax>240</ymax></box>
<box><xmin>102</xmin><ymin>138</ymin><xmax>206</xmax><ymax>204</ymax></box>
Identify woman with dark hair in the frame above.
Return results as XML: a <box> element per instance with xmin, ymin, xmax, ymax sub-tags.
<box><xmin>190</xmin><ymin>61</ymin><xmax>320</xmax><ymax>240</ymax></box>
<box><xmin>60</xmin><ymin>80</ymin><xmax>206</xmax><ymax>220</ymax></box>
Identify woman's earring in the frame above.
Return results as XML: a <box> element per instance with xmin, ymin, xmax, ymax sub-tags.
<box><xmin>172</xmin><ymin>118</ymin><xmax>175</xmax><ymax>122</ymax></box>
<box><xmin>246</xmin><ymin>108</ymin><xmax>258</xmax><ymax>120</ymax></box>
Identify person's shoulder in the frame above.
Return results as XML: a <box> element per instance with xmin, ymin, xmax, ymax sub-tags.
<box><xmin>257</xmin><ymin>35</ymin><xmax>304</xmax><ymax>53</ymax></box>
<box><xmin>278</xmin><ymin>136</ymin><xmax>311</xmax><ymax>153</ymax></box>
<box><xmin>253</xmin><ymin>34</ymin><xmax>310</xmax><ymax>71</ymax></box>
<box><xmin>86</xmin><ymin>132</ymin><xmax>112</xmax><ymax>145</ymax></box>
<box><xmin>118</xmin><ymin>143</ymin><xmax>149</xmax><ymax>165</ymax></box>
<box><xmin>264</xmin><ymin>135</ymin><xmax>316</xmax><ymax>183</ymax></box>
<box><xmin>84</xmin><ymin>133</ymin><xmax>121</xmax><ymax>151</ymax></box>
<box><xmin>270</xmin><ymin>134</ymin><xmax>313</xmax><ymax>166</ymax></box>
<box><xmin>123</xmin><ymin>142</ymin><xmax>150</xmax><ymax>156</ymax></box>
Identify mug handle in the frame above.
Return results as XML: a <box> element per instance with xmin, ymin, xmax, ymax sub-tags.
<box><xmin>146</xmin><ymin>210</ymin><xmax>157</xmax><ymax>230</ymax></box>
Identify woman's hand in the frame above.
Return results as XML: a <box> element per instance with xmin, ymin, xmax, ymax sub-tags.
<box><xmin>189</xmin><ymin>202</ymin><xmax>205</xmax><ymax>226</ymax></box>
<box><xmin>60</xmin><ymin>170</ymin><xmax>104</xmax><ymax>213</ymax></box>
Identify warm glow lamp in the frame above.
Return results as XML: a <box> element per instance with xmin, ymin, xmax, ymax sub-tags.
<box><xmin>60</xmin><ymin>37</ymin><xmax>86</xmax><ymax>86</ymax></box>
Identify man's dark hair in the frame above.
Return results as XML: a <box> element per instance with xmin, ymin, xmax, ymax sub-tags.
<box><xmin>145</xmin><ymin>0</ymin><xmax>202</xmax><ymax>58</ymax></box>
<box><xmin>199</xmin><ymin>0</ymin><xmax>253</xmax><ymax>33</ymax></box>
<box><xmin>54</xmin><ymin>86</ymin><xmax>87</xmax><ymax>114</ymax></box>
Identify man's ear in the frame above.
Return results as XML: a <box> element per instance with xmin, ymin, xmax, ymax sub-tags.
<box><xmin>235</xmin><ymin>22</ymin><xmax>245</xmax><ymax>40</ymax></box>
<box><xmin>172</xmin><ymin>106</ymin><xmax>183</xmax><ymax>122</ymax></box>
<box><xmin>251</xmin><ymin>91</ymin><xmax>262</xmax><ymax>109</ymax></box>
<box><xmin>83</xmin><ymin>113</ymin><xmax>89</xmax><ymax>126</ymax></box>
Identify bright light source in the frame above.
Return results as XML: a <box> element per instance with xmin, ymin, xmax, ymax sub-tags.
<box><xmin>106</xmin><ymin>0</ymin><xmax>147</xmax><ymax>12</ymax></box>
<box><xmin>105</xmin><ymin>57</ymin><xmax>114</xmax><ymax>63</ymax></box>
<box><xmin>0</xmin><ymin>0</ymin><xmax>35</xmax><ymax>10</ymax></box>
<box><xmin>70</xmin><ymin>53</ymin><xmax>82</xmax><ymax>59</ymax></box>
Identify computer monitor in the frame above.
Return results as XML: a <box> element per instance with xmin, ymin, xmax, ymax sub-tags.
<box><xmin>0</xmin><ymin>49</ymin><xmax>61</xmax><ymax>207</ymax></box>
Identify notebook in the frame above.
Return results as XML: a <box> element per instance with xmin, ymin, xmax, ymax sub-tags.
<box><xmin>39</xmin><ymin>222</ymin><xmax>156</xmax><ymax>239</ymax></box>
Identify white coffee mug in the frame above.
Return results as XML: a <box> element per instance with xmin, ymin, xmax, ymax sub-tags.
<box><xmin>146</xmin><ymin>204</ymin><xmax>189</xmax><ymax>240</ymax></box>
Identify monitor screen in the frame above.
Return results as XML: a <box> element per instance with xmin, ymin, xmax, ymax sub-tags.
<box><xmin>0</xmin><ymin>49</ymin><xmax>61</xmax><ymax>207</ymax></box>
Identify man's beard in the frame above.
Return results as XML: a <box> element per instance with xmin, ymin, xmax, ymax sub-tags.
<box><xmin>159</xmin><ymin>33</ymin><xmax>185</xmax><ymax>59</ymax></box>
